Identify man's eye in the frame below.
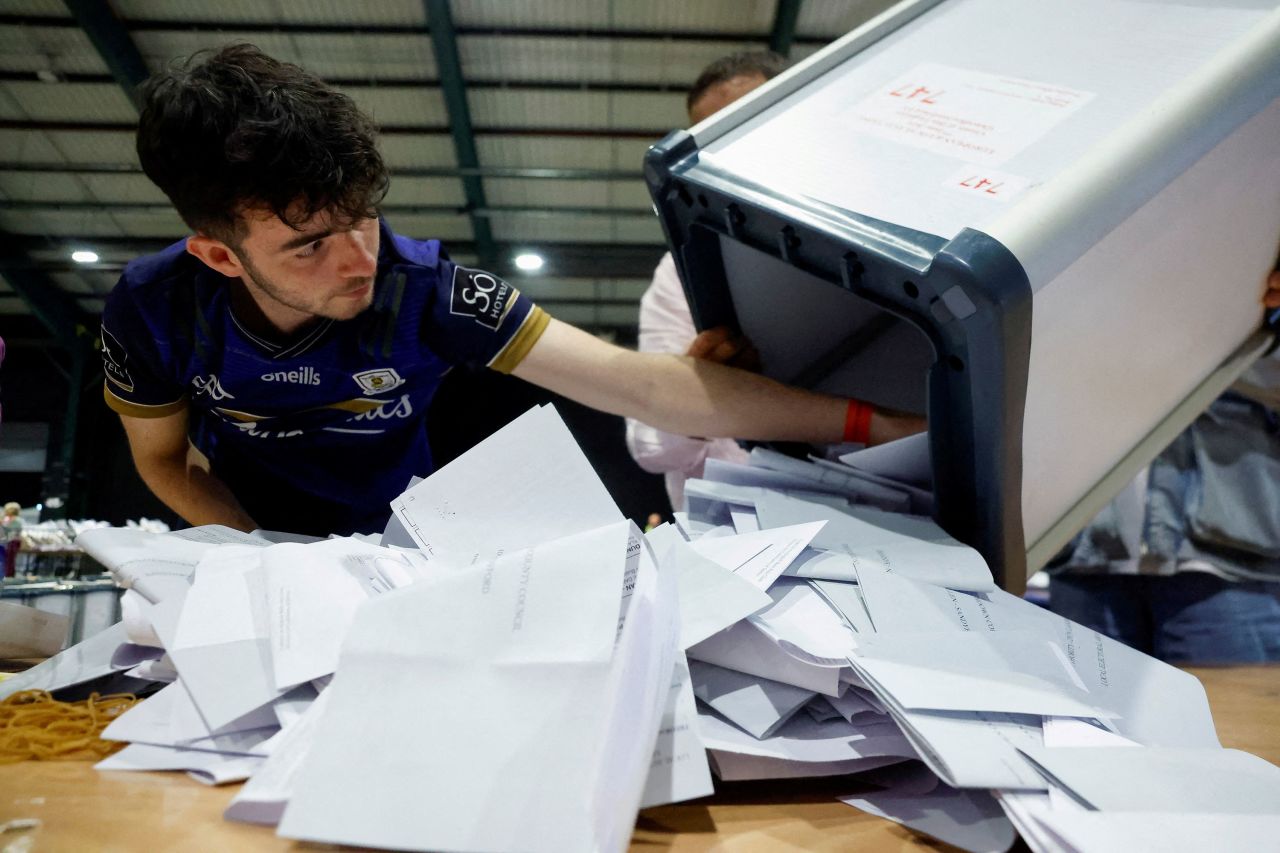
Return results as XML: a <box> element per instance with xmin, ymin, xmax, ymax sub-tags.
<box><xmin>297</xmin><ymin>239</ymin><xmax>324</xmax><ymax>258</ymax></box>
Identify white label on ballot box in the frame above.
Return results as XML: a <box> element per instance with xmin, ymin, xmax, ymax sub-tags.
<box><xmin>844</xmin><ymin>63</ymin><xmax>1094</xmax><ymax>166</ymax></box>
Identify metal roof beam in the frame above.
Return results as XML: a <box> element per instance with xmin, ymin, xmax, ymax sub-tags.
<box><xmin>58</xmin><ymin>0</ymin><xmax>149</xmax><ymax>109</ymax></box>
<box><xmin>0</xmin><ymin>118</ymin><xmax>671</xmax><ymax>139</ymax></box>
<box><xmin>0</xmin><ymin>69</ymin><xmax>690</xmax><ymax>94</ymax></box>
<box><xmin>0</xmin><ymin>14</ymin><xmax>828</xmax><ymax>45</ymax></box>
<box><xmin>769</xmin><ymin>0</ymin><xmax>804</xmax><ymax>57</ymax></box>
<box><xmin>0</xmin><ymin>237</ymin><xmax>87</xmax><ymax>349</ymax></box>
<box><xmin>0</xmin><ymin>200</ymin><xmax>655</xmax><ymax>218</ymax></box>
<box><xmin>424</xmin><ymin>0</ymin><xmax>495</xmax><ymax>267</ymax></box>
<box><xmin>0</xmin><ymin>162</ymin><xmax>643</xmax><ymax>181</ymax></box>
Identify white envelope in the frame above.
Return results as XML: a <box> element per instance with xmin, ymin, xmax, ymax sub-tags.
<box><xmin>389</xmin><ymin>405</ymin><xmax>622</xmax><ymax>561</ymax></box>
<box><xmin>688</xmin><ymin>617</ymin><xmax>846</xmax><ymax>697</ymax></box>
<box><xmin>264</xmin><ymin>537</ymin><xmax>434</xmax><ymax>689</ymax></box>
<box><xmin>748</xmin><ymin>578</ymin><xmax>858</xmax><ymax>664</ymax></box>
<box><xmin>757</xmin><ymin>493</ymin><xmax>994</xmax><ymax>592</ymax></box>
<box><xmin>697</xmin><ymin>706</ymin><xmax>917</xmax><ymax>765</ymax></box>
<box><xmin>710</xmin><ymin>751</ymin><xmax>905</xmax><ymax>781</ymax></box>
<box><xmin>168</xmin><ymin>547</ymin><xmax>284</xmax><ymax>731</ymax></box>
<box><xmin>645</xmin><ymin>524</ymin><xmax>771</xmax><ymax>648</ymax></box>
<box><xmin>691</xmin><ymin>521</ymin><xmax>826</xmax><ymax>590</ymax></box>
<box><xmin>850</xmin><ymin>631</ymin><xmax>1117</xmax><ymax>719</ymax></box>
<box><xmin>841</xmin><ymin>775</ymin><xmax>1015</xmax><ymax>853</ymax></box>
<box><xmin>279</xmin><ymin>521</ymin><xmax>679</xmax><ymax>853</ymax></box>
<box><xmin>640</xmin><ymin>654</ymin><xmax>714</xmax><ymax>808</ymax></box>
<box><xmin>689</xmin><ymin>660</ymin><xmax>816</xmax><ymax>740</ymax></box>
<box><xmin>95</xmin><ymin>742</ymin><xmax>264</xmax><ymax>785</ymax></box>
<box><xmin>1019</xmin><ymin>746</ymin><xmax>1280</xmax><ymax>814</ymax></box>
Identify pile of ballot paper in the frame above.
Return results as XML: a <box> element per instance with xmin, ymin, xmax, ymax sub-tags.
<box><xmin>6</xmin><ymin>404</ymin><xmax>1279</xmax><ymax>853</ymax></box>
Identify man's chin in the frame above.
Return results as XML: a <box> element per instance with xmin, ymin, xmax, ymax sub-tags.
<box><xmin>327</xmin><ymin>284</ymin><xmax>375</xmax><ymax>318</ymax></box>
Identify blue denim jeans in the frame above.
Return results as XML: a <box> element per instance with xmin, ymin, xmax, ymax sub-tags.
<box><xmin>1049</xmin><ymin>571</ymin><xmax>1280</xmax><ymax>664</ymax></box>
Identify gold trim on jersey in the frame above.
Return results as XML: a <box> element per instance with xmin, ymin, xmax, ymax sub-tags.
<box><xmin>488</xmin><ymin>306</ymin><xmax>550</xmax><ymax>374</ymax></box>
<box><xmin>103</xmin><ymin>385</ymin><xmax>187</xmax><ymax>419</ymax></box>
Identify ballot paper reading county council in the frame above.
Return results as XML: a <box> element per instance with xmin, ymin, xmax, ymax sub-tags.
<box><xmin>279</xmin><ymin>521</ymin><xmax>679</xmax><ymax>853</ymax></box>
<box><xmin>389</xmin><ymin>404</ymin><xmax>622</xmax><ymax>560</ymax></box>
<box><xmin>755</xmin><ymin>492</ymin><xmax>995</xmax><ymax>592</ymax></box>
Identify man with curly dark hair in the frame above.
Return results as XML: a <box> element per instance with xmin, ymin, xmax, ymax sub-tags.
<box><xmin>101</xmin><ymin>45</ymin><xmax>922</xmax><ymax>536</ymax></box>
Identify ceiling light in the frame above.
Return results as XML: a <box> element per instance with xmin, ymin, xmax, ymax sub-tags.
<box><xmin>513</xmin><ymin>252</ymin><xmax>544</xmax><ymax>272</ymax></box>
<box><xmin>71</xmin><ymin>250</ymin><xmax>99</xmax><ymax>264</ymax></box>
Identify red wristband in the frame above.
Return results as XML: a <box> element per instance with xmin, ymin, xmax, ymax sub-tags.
<box><xmin>843</xmin><ymin>399</ymin><xmax>874</xmax><ymax>444</ymax></box>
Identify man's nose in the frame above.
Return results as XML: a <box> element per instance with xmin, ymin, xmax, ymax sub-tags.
<box><xmin>335</xmin><ymin>229</ymin><xmax>377</xmax><ymax>277</ymax></box>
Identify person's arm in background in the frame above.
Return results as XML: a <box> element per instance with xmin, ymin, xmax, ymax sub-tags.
<box><xmin>514</xmin><ymin>316</ymin><xmax>924</xmax><ymax>446</ymax></box>
<box><xmin>1264</xmin><ymin>269</ymin><xmax>1280</xmax><ymax>309</ymax></box>
<box><xmin>624</xmin><ymin>255</ymin><xmax>752</xmax><ymax>478</ymax></box>
<box><xmin>118</xmin><ymin>407</ymin><xmax>259</xmax><ymax>531</ymax></box>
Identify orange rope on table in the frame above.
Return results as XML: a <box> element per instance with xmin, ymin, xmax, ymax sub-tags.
<box><xmin>0</xmin><ymin>690</ymin><xmax>138</xmax><ymax>763</ymax></box>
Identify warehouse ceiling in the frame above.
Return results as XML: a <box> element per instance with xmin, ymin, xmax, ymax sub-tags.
<box><xmin>0</xmin><ymin>0</ymin><xmax>893</xmax><ymax>343</ymax></box>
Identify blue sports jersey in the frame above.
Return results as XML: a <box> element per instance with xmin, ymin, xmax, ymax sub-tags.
<box><xmin>100</xmin><ymin>219</ymin><xmax>549</xmax><ymax>536</ymax></box>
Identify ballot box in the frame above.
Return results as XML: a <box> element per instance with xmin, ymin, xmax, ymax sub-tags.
<box><xmin>644</xmin><ymin>0</ymin><xmax>1280</xmax><ymax>591</ymax></box>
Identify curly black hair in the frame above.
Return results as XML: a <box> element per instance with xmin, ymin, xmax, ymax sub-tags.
<box><xmin>686</xmin><ymin>50</ymin><xmax>787</xmax><ymax>113</ymax></box>
<box><xmin>136</xmin><ymin>44</ymin><xmax>389</xmax><ymax>243</ymax></box>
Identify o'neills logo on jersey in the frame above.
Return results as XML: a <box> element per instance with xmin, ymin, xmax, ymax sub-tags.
<box><xmin>261</xmin><ymin>366</ymin><xmax>321</xmax><ymax>385</ymax></box>
<box><xmin>191</xmin><ymin>374</ymin><xmax>234</xmax><ymax>401</ymax></box>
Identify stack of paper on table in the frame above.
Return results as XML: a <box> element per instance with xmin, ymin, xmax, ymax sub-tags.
<box><xmin>668</xmin><ymin>443</ymin><xmax>1279</xmax><ymax>852</ymax></box>
<box><xmin>21</xmin><ymin>414</ymin><xmax>1280</xmax><ymax>852</ymax></box>
<box><xmin>34</xmin><ymin>406</ymin><xmax>709</xmax><ymax>852</ymax></box>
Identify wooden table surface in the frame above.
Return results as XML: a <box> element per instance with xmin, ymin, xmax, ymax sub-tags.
<box><xmin>1</xmin><ymin>666</ymin><xmax>1276</xmax><ymax>852</ymax></box>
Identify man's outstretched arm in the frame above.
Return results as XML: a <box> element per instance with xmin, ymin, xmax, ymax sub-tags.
<box><xmin>512</xmin><ymin>317</ymin><xmax>924</xmax><ymax>446</ymax></box>
<box><xmin>118</xmin><ymin>408</ymin><xmax>259</xmax><ymax>532</ymax></box>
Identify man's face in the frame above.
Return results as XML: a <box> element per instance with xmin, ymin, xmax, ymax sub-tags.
<box><xmin>227</xmin><ymin>207</ymin><xmax>381</xmax><ymax>327</ymax></box>
<box><xmin>688</xmin><ymin>72</ymin><xmax>769</xmax><ymax>125</ymax></box>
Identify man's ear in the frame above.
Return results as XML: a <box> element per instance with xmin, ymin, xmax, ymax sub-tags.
<box><xmin>186</xmin><ymin>235</ymin><xmax>244</xmax><ymax>279</ymax></box>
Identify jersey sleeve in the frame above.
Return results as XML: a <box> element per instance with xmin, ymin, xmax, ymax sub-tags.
<box><xmin>100</xmin><ymin>277</ymin><xmax>187</xmax><ymax>418</ymax></box>
<box><xmin>423</xmin><ymin>259</ymin><xmax>550</xmax><ymax>374</ymax></box>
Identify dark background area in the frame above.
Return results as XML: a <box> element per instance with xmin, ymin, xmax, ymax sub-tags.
<box><xmin>1</xmin><ymin>321</ymin><xmax>670</xmax><ymax>533</ymax></box>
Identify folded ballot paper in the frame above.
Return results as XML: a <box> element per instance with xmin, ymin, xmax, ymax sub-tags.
<box><xmin>23</xmin><ymin>409</ymin><xmax>1280</xmax><ymax>852</ymax></box>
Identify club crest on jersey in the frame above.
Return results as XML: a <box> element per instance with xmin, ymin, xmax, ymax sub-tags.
<box><xmin>191</xmin><ymin>374</ymin><xmax>234</xmax><ymax>401</ymax></box>
<box><xmin>352</xmin><ymin>368</ymin><xmax>405</xmax><ymax>395</ymax></box>
<box><xmin>100</xmin><ymin>326</ymin><xmax>134</xmax><ymax>392</ymax></box>
<box><xmin>449</xmin><ymin>266</ymin><xmax>514</xmax><ymax>330</ymax></box>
